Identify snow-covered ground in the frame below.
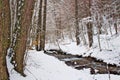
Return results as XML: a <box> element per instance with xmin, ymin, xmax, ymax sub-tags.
<box><xmin>46</xmin><ymin>34</ymin><xmax>120</xmax><ymax>66</ymax></box>
<box><xmin>7</xmin><ymin>32</ymin><xmax>120</xmax><ymax>80</ymax></box>
<box><xmin>7</xmin><ymin>50</ymin><xmax>120</xmax><ymax>80</ymax></box>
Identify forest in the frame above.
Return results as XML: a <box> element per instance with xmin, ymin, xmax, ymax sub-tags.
<box><xmin>0</xmin><ymin>0</ymin><xmax>120</xmax><ymax>80</ymax></box>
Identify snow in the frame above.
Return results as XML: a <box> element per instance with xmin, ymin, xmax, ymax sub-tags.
<box><xmin>7</xmin><ymin>0</ymin><xmax>120</xmax><ymax>79</ymax></box>
<box><xmin>7</xmin><ymin>25</ymin><xmax>120</xmax><ymax>80</ymax></box>
<box><xmin>46</xmin><ymin>34</ymin><xmax>120</xmax><ymax>66</ymax></box>
<box><xmin>7</xmin><ymin>50</ymin><xmax>120</xmax><ymax>80</ymax></box>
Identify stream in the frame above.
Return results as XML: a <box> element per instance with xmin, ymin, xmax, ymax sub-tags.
<box><xmin>45</xmin><ymin>49</ymin><xmax>120</xmax><ymax>75</ymax></box>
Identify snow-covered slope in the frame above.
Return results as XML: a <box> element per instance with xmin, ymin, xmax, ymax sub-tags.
<box><xmin>46</xmin><ymin>34</ymin><xmax>120</xmax><ymax>66</ymax></box>
<box><xmin>7</xmin><ymin>50</ymin><xmax>120</xmax><ymax>80</ymax></box>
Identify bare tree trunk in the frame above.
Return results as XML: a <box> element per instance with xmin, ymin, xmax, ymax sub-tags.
<box><xmin>0</xmin><ymin>0</ymin><xmax>11</xmax><ymax>79</ymax></box>
<box><xmin>114</xmin><ymin>22</ymin><xmax>117</xmax><ymax>34</ymax></box>
<box><xmin>87</xmin><ymin>22</ymin><xmax>93</xmax><ymax>47</ymax></box>
<box><xmin>41</xmin><ymin>0</ymin><xmax>47</xmax><ymax>50</ymax></box>
<box><xmin>36</xmin><ymin>0</ymin><xmax>47</xmax><ymax>51</ymax></box>
<box><xmin>38</xmin><ymin>0</ymin><xmax>47</xmax><ymax>51</ymax></box>
<box><xmin>14</xmin><ymin>0</ymin><xmax>35</xmax><ymax>76</ymax></box>
<box><xmin>36</xmin><ymin>0</ymin><xmax>43</xmax><ymax>51</ymax></box>
<box><xmin>97</xmin><ymin>26</ymin><xmax>102</xmax><ymax>51</ymax></box>
<box><xmin>87</xmin><ymin>0</ymin><xmax>93</xmax><ymax>47</ymax></box>
<box><xmin>98</xmin><ymin>24</ymin><xmax>102</xmax><ymax>34</ymax></box>
<box><xmin>96</xmin><ymin>15</ymin><xmax>102</xmax><ymax>51</ymax></box>
<box><xmin>75</xmin><ymin>0</ymin><xmax>80</xmax><ymax>45</ymax></box>
<box><xmin>80</xmin><ymin>23</ymin><xmax>87</xmax><ymax>45</ymax></box>
<box><xmin>10</xmin><ymin>0</ymin><xmax>23</xmax><ymax>67</ymax></box>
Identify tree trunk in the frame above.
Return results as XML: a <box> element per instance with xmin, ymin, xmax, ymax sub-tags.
<box><xmin>87</xmin><ymin>22</ymin><xmax>93</xmax><ymax>47</ymax></box>
<box><xmin>97</xmin><ymin>25</ymin><xmax>102</xmax><ymax>51</ymax></box>
<box><xmin>39</xmin><ymin>0</ymin><xmax>47</xmax><ymax>51</ymax></box>
<box><xmin>98</xmin><ymin>24</ymin><xmax>102</xmax><ymax>34</ymax></box>
<box><xmin>14</xmin><ymin>0</ymin><xmax>35</xmax><ymax>76</ymax></box>
<box><xmin>41</xmin><ymin>0</ymin><xmax>47</xmax><ymax>50</ymax></box>
<box><xmin>80</xmin><ymin>23</ymin><xmax>87</xmax><ymax>45</ymax></box>
<box><xmin>75</xmin><ymin>0</ymin><xmax>80</xmax><ymax>45</ymax></box>
<box><xmin>114</xmin><ymin>22</ymin><xmax>117</xmax><ymax>34</ymax></box>
<box><xmin>87</xmin><ymin>0</ymin><xmax>93</xmax><ymax>47</ymax></box>
<box><xmin>36</xmin><ymin>0</ymin><xmax>43</xmax><ymax>51</ymax></box>
<box><xmin>0</xmin><ymin>0</ymin><xmax>11</xmax><ymax>79</ymax></box>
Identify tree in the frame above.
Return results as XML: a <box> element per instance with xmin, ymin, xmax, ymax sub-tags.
<box><xmin>36</xmin><ymin>0</ymin><xmax>43</xmax><ymax>51</ymax></box>
<box><xmin>0</xmin><ymin>0</ymin><xmax>11</xmax><ymax>79</ymax></box>
<box><xmin>114</xmin><ymin>22</ymin><xmax>117</xmax><ymax>34</ymax></box>
<box><xmin>91</xmin><ymin>0</ymin><xmax>102</xmax><ymax>50</ymax></box>
<box><xmin>87</xmin><ymin>22</ymin><xmax>93</xmax><ymax>47</ymax></box>
<box><xmin>36</xmin><ymin>0</ymin><xmax>47</xmax><ymax>51</ymax></box>
<box><xmin>87</xmin><ymin>0</ymin><xmax>93</xmax><ymax>47</ymax></box>
<box><xmin>75</xmin><ymin>0</ymin><xmax>80</xmax><ymax>45</ymax></box>
<box><xmin>12</xmin><ymin>0</ymin><xmax>35</xmax><ymax>76</ymax></box>
<box><xmin>41</xmin><ymin>0</ymin><xmax>47</xmax><ymax>50</ymax></box>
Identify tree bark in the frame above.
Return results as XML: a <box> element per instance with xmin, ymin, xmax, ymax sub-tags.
<box><xmin>87</xmin><ymin>0</ymin><xmax>93</xmax><ymax>47</ymax></box>
<box><xmin>114</xmin><ymin>22</ymin><xmax>117</xmax><ymax>34</ymax></box>
<box><xmin>0</xmin><ymin>0</ymin><xmax>11</xmax><ymax>79</ymax></box>
<box><xmin>75</xmin><ymin>0</ymin><xmax>80</xmax><ymax>45</ymax></box>
<box><xmin>41</xmin><ymin>0</ymin><xmax>47</xmax><ymax>50</ymax></box>
<box><xmin>14</xmin><ymin>0</ymin><xmax>35</xmax><ymax>76</ymax></box>
<box><xmin>36</xmin><ymin>0</ymin><xmax>43</xmax><ymax>51</ymax></box>
<box><xmin>87</xmin><ymin>22</ymin><xmax>93</xmax><ymax>47</ymax></box>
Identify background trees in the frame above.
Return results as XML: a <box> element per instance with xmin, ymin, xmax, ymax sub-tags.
<box><xmin>30</xmin><ymin>0</ymin><xmax>120</xmax><ymax>50</ymax></box>
<box><xmin>0</xmin><ymin>0</ymin><xmax>119</xmax><ymax>78</ymax></box>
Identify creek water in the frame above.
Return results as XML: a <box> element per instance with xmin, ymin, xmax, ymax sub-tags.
<box><xmin>45</xmin><ymin>49</ymin><xmax>120</xmax><ymax>75</ymax></box>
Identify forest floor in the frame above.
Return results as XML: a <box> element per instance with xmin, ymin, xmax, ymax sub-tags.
<box><xmin>8</xmin><ymin>50</ymin><xmax>120</xmax><ymax>80</ymax></box>
<box><xmin>45</xmin><ymin>32</ymin><xmax>120</xmax><ymax>66</ymax></box>
<box><xmin>7</xmin><ymin>32</ymin><xmax>120</xmax><ymax>80</ymax></box>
